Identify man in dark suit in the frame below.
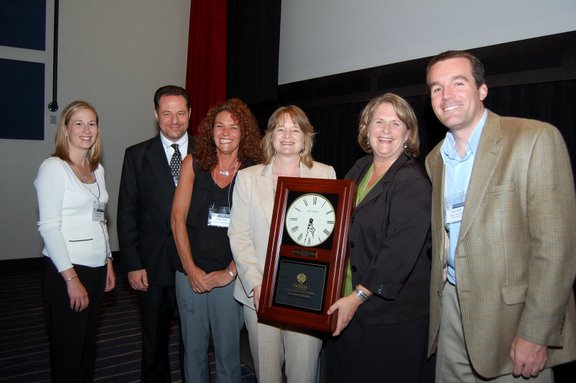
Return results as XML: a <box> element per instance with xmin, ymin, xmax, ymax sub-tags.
<box><xmin>118</xmin><ymin>85</ymin><xmax>191</xmax><ymax>382</ymax></box>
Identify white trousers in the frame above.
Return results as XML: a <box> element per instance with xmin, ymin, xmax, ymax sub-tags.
<box><xmin>243</xmin><ymin>305</ymin><xmax>322</xmax><ymax>383</ymax></box>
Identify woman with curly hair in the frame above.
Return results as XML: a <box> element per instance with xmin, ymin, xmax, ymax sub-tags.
<box><xmin>171</xmin><ymin>98</ymin><xmax>263</xmax><ymax>382</ymax></box>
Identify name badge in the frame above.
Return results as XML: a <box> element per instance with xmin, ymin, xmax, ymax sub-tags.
<box><xmin>208</xmin><ymin>205</ymin><xmax>231</xmax><ymax>228</ymax></box>
<box><xmin>445</xmin><ymin>191</ymin><xmax>465</xmax><ymax>225</ymax></box>
<box><xmin>93</xmin><ymin>201</ymin><xmax>106</xmax><ymax>222</ymax></box>
<box><xmin>446</xmin><ymin>202</ymin><xmax>464</xmax><ymax>224</ymax></box>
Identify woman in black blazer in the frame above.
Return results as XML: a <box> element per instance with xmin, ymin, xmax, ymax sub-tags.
<box><xmin>326</xmin><ymin>93</ymin><xmax>434</xmax><ymax>382</ymax></box>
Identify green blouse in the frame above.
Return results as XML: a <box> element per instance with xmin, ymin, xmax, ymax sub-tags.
<box><xmin>343</xmin><ymin>162</ymin><xmax>383</xmax><ymax>296</ymax></box>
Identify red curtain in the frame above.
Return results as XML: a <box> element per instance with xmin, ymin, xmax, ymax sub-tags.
<box><xmin>185</xmin><ymin>0</ymin><xmax>227</xmax><ymax>136</ymax></box>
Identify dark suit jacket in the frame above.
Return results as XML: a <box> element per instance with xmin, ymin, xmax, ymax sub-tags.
<box><xmin>117</xmin><ymin>135</ymin><xmax>193</xmax><ymax>287</ymax></box>
<box><xmin>346</xmin><ymin>153</ymin><xmax>432</xmax><ymax>326</ymax></box>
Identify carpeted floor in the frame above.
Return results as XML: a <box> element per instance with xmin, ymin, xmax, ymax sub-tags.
<box><xmin>2</xmin><ymin>259</ymin><xmax>575</xmax><ymax>382</ymax></box>
<box><xmin>0</xmin><ymin>260</ymin><xmax>256</xmax><ymax>382</ymax></box>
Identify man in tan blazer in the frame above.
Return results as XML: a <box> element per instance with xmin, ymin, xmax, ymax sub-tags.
<box><xmin>425</xmin><ymin>50</ymin><xmax>576</xmax><ymax>382</ymax></box>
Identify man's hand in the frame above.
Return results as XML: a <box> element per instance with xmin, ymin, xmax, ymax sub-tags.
<box><xmin>128</xmin><ymin>269</ymin><xmax>149</xmax><ymax>292</ymax></box>
<box><xmin>510</xmin><ymin>336</ymin><xmax>548</xmax><ymax>378</ymax></box>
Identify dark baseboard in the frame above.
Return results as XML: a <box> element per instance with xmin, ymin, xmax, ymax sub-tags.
<box><xmin>0</xmin><ymin>257</ymin><xmax>44</xmax><ymax>274</ymax></box>
<box><xmin>0</xmin><ymin>251</ymin><xmax>121</xmax><ymax>274</ymax></box>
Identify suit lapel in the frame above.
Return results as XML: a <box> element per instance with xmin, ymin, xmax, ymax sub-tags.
<box><xmin>427</xmin><ymin>148</ymin><xmax>447</xmax><ymax>266</ymax></box>
<box><xmin>186</xmin><ymin>134</ymin><xmax>194</xmax><ymax>156</ymax></box>
<box><xmin>259</xmin><ymin>162</ymin><xmax>315</xmax><ymax>227</ymax></box>
<box><xmin>145</xmin><ymin>136</ymin><xmax>176</xmax><ymax>197</ymax></box>
<box><xmin>352</xmin><ymin>154</ymin><xmax>408</xmax><ymax>211</ymax></box>
<box><xmin>258</xmin><ymin>164</ymin><xmax>276</xmax><ymax>227</ymax></box>
<box><xmin>429</xmin><ymin>149</ymin><xmax>445</xmax><ymax>226</ymax></box>
<box><xmin>458</xmin><ymin>112</ymin><xmax>503</xmax><ymax>245</ymax></box>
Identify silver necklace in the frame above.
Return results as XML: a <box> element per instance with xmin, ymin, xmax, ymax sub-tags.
<box><xmin>72</xmin><ymin>162</ymin><xmax>92</xmax><ymax>183</ymax></box>
<box><xmin>218</xmin><ymin>161</ymin><xmax>238</xmax><ymax>177</ymax></box>
<box><xmin>73</xmin><ymin>164</ymin><xmax>101</xmax><ymax>200</ymax></box>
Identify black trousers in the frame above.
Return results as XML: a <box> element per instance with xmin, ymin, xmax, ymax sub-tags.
<box><xmin>43</xmin><ymin>260</ymin><xmax>107</xmax><ymax>383</ymax></box>
<box><xmin>325</xmin><ymin>316</ymin><xmax>435</xmax><ymax>383</ymax></box>
<box><xmin>137</xmin><ymin>284</ymin><xmax>179</xmax><ymax>383</ymax></box>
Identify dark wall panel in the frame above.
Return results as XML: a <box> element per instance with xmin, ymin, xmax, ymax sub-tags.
<box><xmin>0</xmin><ymin>0</ymin><xmax>46</xmax><ymax>50</ymax></box>
<box><xmin>248</xmin><ymin>32</ymin><xmax>576</xmax><ymax>178</ymax></box>
<box><xmin>0</xmin><ymin>59</ymin><xmax>45</xmax><ymax>140</ymax></box>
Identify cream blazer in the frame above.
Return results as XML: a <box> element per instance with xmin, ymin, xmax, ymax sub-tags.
<box><xmin>228</xmin><ymin>161</ymin><xmax>336</xmax><ymax>309</ymax></box>
<box><xmin>425</xmin><ymin>111</ymin><xmax>576</xmax><ymax>378</ymax></box>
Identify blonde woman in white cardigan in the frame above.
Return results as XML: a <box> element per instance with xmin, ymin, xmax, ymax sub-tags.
<box><xmin>35</xmin><ymin>101</ymin><xmax>115</xmax><ymax>382</ymax></box>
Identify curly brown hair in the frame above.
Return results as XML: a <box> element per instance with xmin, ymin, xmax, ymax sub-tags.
<box><xmin>194</xmin><ymin>98</ymin><xmax>263</xmax><ymax>171</ymax></box>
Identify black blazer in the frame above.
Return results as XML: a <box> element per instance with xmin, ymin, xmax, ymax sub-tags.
<box><xmin>345</xmin><ymin>153</ymin><xmax>432</xmax><ymax>326</ymax></box>
<box><xmin>117</xmin><ymin>135</ymin><xmax>193</xmax><ymax>287</ymax></box>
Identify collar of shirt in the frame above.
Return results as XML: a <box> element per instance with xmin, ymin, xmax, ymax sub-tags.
<box><xmin>440</xmin><ymin>109</ymin><xmax>488</xmax><ymax>163</ymax></box>
<box><xmin>160</xmin><ymin>133</ymin><xmax>188</xmax><ymax>163</ymax></box>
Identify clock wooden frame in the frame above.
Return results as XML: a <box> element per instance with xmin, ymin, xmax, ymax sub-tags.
<box><xmin>258</xmin><ymin>177</ymin><xmax>355</xmax><ymax>332</ymax></box>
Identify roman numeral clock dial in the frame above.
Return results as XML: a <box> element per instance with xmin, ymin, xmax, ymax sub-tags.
<box><xmin>258</xmin><ymin>177</ymin><xmax>355</xmax><ymax>333</ymax></box>
<box><xmin>285</xmin><ymin>193</ymin><xmax>336</xmax><ymax>247</ymax></box>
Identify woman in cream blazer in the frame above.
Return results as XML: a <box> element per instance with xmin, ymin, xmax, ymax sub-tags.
<box><xmin>229</xmin><ymin>105</ymin><xmax>335</xmax><ymax>383</ymax></box>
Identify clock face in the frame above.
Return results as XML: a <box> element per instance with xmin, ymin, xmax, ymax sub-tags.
<box><xmin>285</xmin><ymin>193</ymin><xmax>336</xmax><ymax>247</ymax></box>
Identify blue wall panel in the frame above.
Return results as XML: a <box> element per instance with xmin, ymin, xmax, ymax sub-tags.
<box><xmin>0</xmin><ymin>0</ymin><xmax>46</xmax><ymax>50</ymax></box>
<box><xmin>0</xmin><ymin>59</ymin><xmax>45</xmax><ymax>140</ymax></box>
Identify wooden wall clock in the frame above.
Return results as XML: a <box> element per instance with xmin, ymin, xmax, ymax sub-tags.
<box><xmin>258</xmin><ymin>177</ymin><xmax>355</xmax><ymax>332</ymax></box>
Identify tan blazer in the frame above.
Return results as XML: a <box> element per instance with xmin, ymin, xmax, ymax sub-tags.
<box><xmin>228</xmin><ymin>161</ymin><xmax>336</xmax><ymax>309</ymax></box>
<box><xmin>426</xmin><ymin>111</ymin><xmax>576</xmax><ymax>378</ymax></box>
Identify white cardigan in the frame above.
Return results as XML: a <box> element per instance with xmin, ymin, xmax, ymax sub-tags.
<box><xmin>35</xmin><ymin>157</ymin><xmax>110</xmax><ymax>271</ymax></box>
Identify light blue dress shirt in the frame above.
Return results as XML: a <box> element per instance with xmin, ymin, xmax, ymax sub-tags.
<box><xmin>440</xmin><ymin>110</ymin><xmax>487</xmax><ymax>285</ymax></box>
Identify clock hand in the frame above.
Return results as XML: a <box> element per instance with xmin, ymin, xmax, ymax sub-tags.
<box><xmin>304</xmin><ymin>218</ymin><xmax>314</xmax><ymax>240</ymax></box>
<box><xmin>307</xmin><ymin>218</ymin><xmax>316</xmax><ymax>238</ymax></box>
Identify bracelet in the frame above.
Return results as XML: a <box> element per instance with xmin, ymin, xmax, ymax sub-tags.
<box><xmin>228</xmin><ymin>268</ymin><xmax>236</xmax><ymax>279</ymax></box>
<box><xmin>64</xmin><ymin>275</ymin><xmax>78</xmax><ymax>283</ymax></box>
<box><xmin>353</xmin><ymin>286</ymin><xmax>370</xmax><ymax>302</ymax></box>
